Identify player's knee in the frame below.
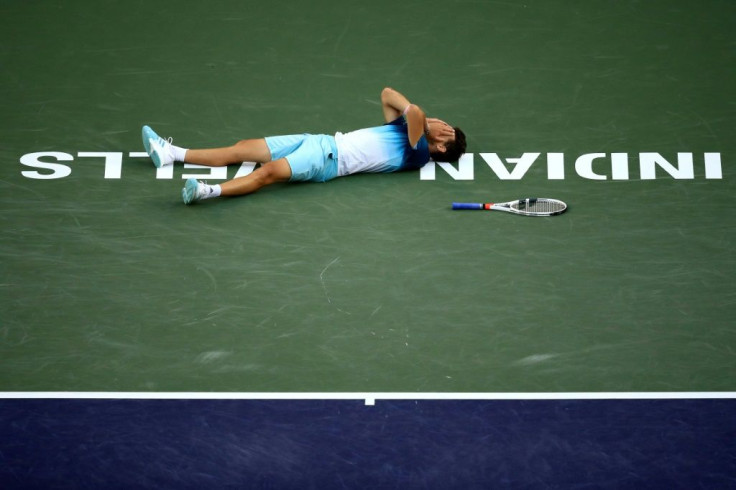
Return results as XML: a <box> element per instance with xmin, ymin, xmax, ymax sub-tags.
<box><xmin>261</xmin><ymin>163</ymin><xmax>281</xmax><ymax>184</ymax></box>
<box><xmin>255</xmin><ymin>165</ymin><xmax>274</xmax><ymax>184</ymax></box>
<box><xmin>252</xmin><ymin>163</ymin><xmax>281</xmax><ymax>187</ymax></box>
<box><xmin>228</xmin><ymin>140</ymin><xmax>251</xmax><ymax>162</ymax></box>
<box><xmin>261</xmin><ymin>160</ymin><xmax>291</xmax><ymax>184</ymax></box>
<box><xmin>204</xmin><ymin>140</ymin><xmax>250</xmax><ymax>168</ymax></box>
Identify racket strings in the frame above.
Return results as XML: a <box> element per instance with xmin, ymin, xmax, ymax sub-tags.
<box><xmin>529</xmin><ymin>201</ymin><xmax>563</xmax><ymax>213</ymax></box>
<box><xmin>514</xmin><ymin>199</ymin><xmax>566</xmax><ymax>215</ymax></box>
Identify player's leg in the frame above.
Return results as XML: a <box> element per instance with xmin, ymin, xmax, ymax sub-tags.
<box><xmin>142</xmin><ymin>125</ymin><xmax>272</xmax><ymax>168</ymax></box>
<box><xmin>184</xmin><ymin>139</ymin><xmax>272</xmax><ymax>167</ymax></box>
<box><xmin>180</xmin><ymin>134</ymin><xmax>335</xmax><ymax>204</ymax></box>
<box><xmin>220</xmin><ymin>158</ymin><xmax>291</xmax><ymax>196</ymax></box>
<box><xmin>182</xmin><ymin>158</ymin><xmax>292</xmax><ymax>204</ymax></box>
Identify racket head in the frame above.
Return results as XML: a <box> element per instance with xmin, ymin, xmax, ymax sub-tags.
<box><xmin>509</xmin><ymin>198</ymin><xmax>567</xmax><ymax>216</ymax></box>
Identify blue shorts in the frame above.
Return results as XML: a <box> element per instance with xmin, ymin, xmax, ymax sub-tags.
<box><xmin>265</xmin><ymin>134</ymin><xmax>339</xmax><ymax>182</ymax></box>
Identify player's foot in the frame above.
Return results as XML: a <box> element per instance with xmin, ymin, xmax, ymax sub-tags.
<box><xmin>182</xmin><ymin>178</ymin><xmax>205</xmax><ymax>205</ymax></box>
<box><xmin>142</xmin><ymin>125</ymin><xmax>174</xmax><ymax>168</ymax></box>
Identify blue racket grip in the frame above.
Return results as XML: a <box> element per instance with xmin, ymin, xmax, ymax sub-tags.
<box><xmin>452</xmin><ymin>202</ymin><xmax>484</xmax><ymax>210</ymax></box>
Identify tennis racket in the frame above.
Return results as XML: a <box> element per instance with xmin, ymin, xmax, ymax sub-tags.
<box><xmin>452</xmin><ymin>198</ymin><xmax>567</xmax><ymax>216</ymax></box>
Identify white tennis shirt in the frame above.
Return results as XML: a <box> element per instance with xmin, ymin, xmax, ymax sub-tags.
<box><xmin>334</xmin><ymin>116</ymin><xmax>430</xmax><ymax>177</ymax></box>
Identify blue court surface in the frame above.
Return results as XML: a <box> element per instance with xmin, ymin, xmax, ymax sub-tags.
<box><xmin>1</xmin><ymin>396</ymin><xmax>735</xmax><ymax>488</ymax></box>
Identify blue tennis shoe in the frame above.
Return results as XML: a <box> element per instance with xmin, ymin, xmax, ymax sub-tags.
<box><xmin>142</xmin><ymin>125</ymin><xmax>174</xmax><ymax>168</ymax></box>
<box><xmin>182</xmin><ymin>178</ymin><xmax>204</xmax><ymax>205</ymax></box>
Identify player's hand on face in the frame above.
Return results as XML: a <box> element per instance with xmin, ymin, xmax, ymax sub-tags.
<box><xmin>438</xmin><ymin>125</ymin><xmax>455</xmax><ymax>139</ymax></box>
<box><xmin>428</xmin><ymin>118</ymin><xmax>455</xmax><ymax>140</ymax></box>
<box><xmin>427</xmin><ymin>118</ymin><xmax>449</xmax><ymax>128</ymax></box>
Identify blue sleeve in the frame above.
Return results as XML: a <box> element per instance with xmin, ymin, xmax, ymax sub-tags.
<box><xmin>404</xmin><ymin>136</ymin><xmax>430</xmax><ymax>170</ymax></box>
<box><xmin>385</xmin><ymin>116</ymin><xmax>431</xmax><ymax>170</ymax></box>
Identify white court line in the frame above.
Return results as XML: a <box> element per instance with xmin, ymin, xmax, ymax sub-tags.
<box><xmin>1</xmin><ymin>392</ymin><xmax>735</xmax><ymax>404</ymax></box>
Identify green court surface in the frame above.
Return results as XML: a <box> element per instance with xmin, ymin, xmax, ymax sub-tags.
<box><xmin>1</xmin><ymin>0</ymin><xmax>734</xmax><ymax>393</ymax></box>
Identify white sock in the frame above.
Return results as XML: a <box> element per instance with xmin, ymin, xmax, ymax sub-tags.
<box><xmin>172</xmin><ymin>145</ymin><xmax>188</xmax><ymax>162</ymax></box>
<box><xmin>200</xmin><ymin>183</ymin><xmax>222</xmax><ymax>200</ymax></box>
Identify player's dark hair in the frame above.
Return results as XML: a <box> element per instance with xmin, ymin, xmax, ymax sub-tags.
<box><xmin>431</xmin><ymin>127</ymin><xmax>467</xmax><ymax>163</ymax></box>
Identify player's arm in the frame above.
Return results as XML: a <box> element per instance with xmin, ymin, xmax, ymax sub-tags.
<box><xmin>381</xmin><ymin>87</ymin><xmax>410</xmax><ymax>121</ymax></box>
<box><xmin>381</xmin><ymin>87</ymin><xmax>427</xmax><ymax>148</ymax></box>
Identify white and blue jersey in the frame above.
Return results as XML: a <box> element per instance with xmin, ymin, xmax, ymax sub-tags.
<box><xmin>265</xmin><ymin>116</ymin><xmax>429</xmax><ymax>183</ymax></box>
<box><xmin>334</xmin><ymin>116</ymin><xmax>430</xmax><ymax>177</ymax></box>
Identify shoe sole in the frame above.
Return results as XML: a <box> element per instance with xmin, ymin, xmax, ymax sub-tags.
<box><xmin>182</xmin><ymin>178</ymin><xmax>198</xmax><ymax>205</ymax></box>
<box><xmin>150</xmin><ymin>146</ymin><xmax>164</xmax><ymax>169</ymax></box>
<box><xmin>141</xmin><ymin>125</ymin><xmax>154</xmax><ymax>154</ymax></box>
<box><xmin>141</xmin><ymin>125</ymin><xmax>164</xmax><ymax>168</ymax></box>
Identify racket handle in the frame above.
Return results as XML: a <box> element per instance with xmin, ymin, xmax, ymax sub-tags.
<box><xmin>452</xmin><ymin>202</ymin><xmax>484</xmax><ymax>210</ymax></box>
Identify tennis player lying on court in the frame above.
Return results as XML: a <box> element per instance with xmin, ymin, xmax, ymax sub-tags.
<box><xmin>142</xmin><ymin>87</ymin><xmax>466</xmax><ymax>204</ymax></box>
